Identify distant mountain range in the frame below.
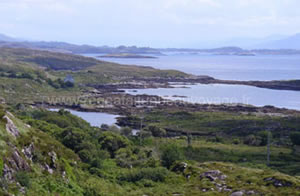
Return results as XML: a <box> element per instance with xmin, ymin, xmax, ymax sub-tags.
<box><xmin>1</xmin><ymin>33</ymin><xmax>300</xmax><ymax>54</ymax></box>
<box><xmin>256</xmin><ymin>33</ymin><xmax>300</xmax><ymax>49</ymax></box>
<box><xmin>0</xmin><ymin>33</ymin><xmax>20</xmax><ymax>42</ymax></box>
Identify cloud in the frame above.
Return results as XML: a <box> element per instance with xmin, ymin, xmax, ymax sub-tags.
<box><xmin>1</xmin><ymin>0</ymin><xmax>300</xmax><ymax>46</ymax></box>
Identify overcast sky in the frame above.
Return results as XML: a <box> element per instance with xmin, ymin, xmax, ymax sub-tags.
<box><xmin>1</xmin><ymin>0</ymin><xmax>300</xmax><ymax>47</ymax></box>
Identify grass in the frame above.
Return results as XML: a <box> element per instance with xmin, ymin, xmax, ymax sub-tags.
<box><xmin>127</xmin><ymin>110</ymin><xmax>300</xmax><ymax>138</ymax></box>
<box><xmin>143</xmin><ymin>137</ymin><xmax>300</xmax><ymax>176</ymax></box>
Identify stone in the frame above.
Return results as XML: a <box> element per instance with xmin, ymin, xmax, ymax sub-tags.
<box><xmin>200</xmin><ymin>170</ymin><xmax>226</xmax><ymax>182</ymax></box>
<box><xmin>230</xmin><ymin>191</ymin><xmax>244</xmax><ymax>196</ymax></box>
<box><xmin>264</xmin><ymin>177</ymin><xmax>293</xmax><ymax>187</ymax></box>
<box><xmin>171</xmin><ymin>162</ymin><xmax>188</xmax><ymax>173</ymax></box>
<box><xmin>246</xmin><ymin>191</ymin><xmax>255</xmax><ymax>195</ymax></box>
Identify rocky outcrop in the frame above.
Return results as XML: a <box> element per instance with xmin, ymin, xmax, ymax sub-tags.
<box><xmin>22</xmin><ymin>143</ymin><xmax>35</xmax><ymax>162</ymax></box>
<box><xmin>3</xmin><ymin>114</ymin><xmax>20</xmax><ymax>138</ymax></box>
<box><xmin>9</xmin><ymin>148</ymin><xmax>31</xmax><ymax>172</ymax></box>
<box><xmin>3</xmin><ymin>148</ymin><xmax>31</xmax><ymax>182</ymax></box>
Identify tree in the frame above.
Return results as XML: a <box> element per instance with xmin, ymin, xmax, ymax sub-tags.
<box><xmin>161</xmin><ymin>144</ymin><xmax>184</xmax><ymax>169</ymax></box>
<box><xmin>290</xmin><ymin>132</ymin><xmax>300</xmax><ymax>146</ymax></box>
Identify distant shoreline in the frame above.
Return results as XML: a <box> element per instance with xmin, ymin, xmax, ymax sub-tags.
<box><xmin>99</xmin><ymin>53</ymin><xmax>158</xmax><ymax>59</ymax></box>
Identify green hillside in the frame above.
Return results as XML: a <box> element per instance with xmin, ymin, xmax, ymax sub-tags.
<box><xmin>1</xmin><ymin>105</ymin><xmax>300</xmax><ymax>195</ymax></box>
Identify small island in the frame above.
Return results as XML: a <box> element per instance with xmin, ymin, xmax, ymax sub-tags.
<box><xmin>99</xmin><ymin>53</ymin><xmax>158</xmax><ymax>59</ymax></box>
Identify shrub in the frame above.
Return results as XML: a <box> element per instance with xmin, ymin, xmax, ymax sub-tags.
<box><xmin>161</xmin><ymin>144</ymin><xmax>184</xmax><ymax>169</ymax></box>
<box><xmin>258</xmin><ymin>131</ymin><xmax>272</xmax><ymax>146</ymax></box>
<box><xmin>215</xmin><ymin>136</ymin><xmax>224</xmax><ymax>143</ymax></box>
<box><xmin>61</xmin><ymin>127</ymin><xmax>88</xmax><ymax>152</ymax></box>
<box><xmin>100</xmin><ymin>124</ymin><xmax>109</xmax><ymax>131</ymax></box>
<box><xmin>244</xmin><ymin>134</ymin><xmax>257</xmax><ymax>146</ymax></box>
<box><xmin>15</xmin><ymin>172</ymin><xmax>31</xmax><ymax>187</ymax></box>
<box><xmin>118</xmin><ymin>167</ymin><xmax>169</xmax><ymax>183</ymax></box>
<box><xmin>146</xmin><ymin>125</ymin><xmax>166</xmax><ymax>137</ymax></box>
<box><xmin>290</xmin><ymin>132</ymin><xmax>300</xmax><ymax>146</ymax></box>
<box><xmin>98</xmin><ymin>132</ymin><xmax>130</xmax><ymax>158</ymax></box>
<box><xmin>233</xmin><ymin>138</ymin><xmax>240</xmax><ymax>145</ymax></box>
<box><xmin>0</xmin><ymin>157</ymin><xmax>3</xmax><ymax>177</ymax></box>
<box><xmin>0</xmin><ymin>105</ymin><xmax>5</xmax><ymax>119</ymax></box>
<box><xmin>120</xmin><ymin>127</ymin><xmax>132</xmax><ymax>137</ymax></box>
<box><xmin>138</xmin><ymin>130</ymin><xmax>152</xmax><ymax>139</ymax></box>
<box><xmin>78</xmin><ymin>149</ymin><xmax>94</xmax><ymax>163</ymax></box>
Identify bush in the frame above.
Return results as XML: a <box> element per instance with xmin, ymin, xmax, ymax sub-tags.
<box><xmin>120</xmin><ymin>127</ymin><xmax>132</xmax><ymax>137</ymax></box>
<box><xmin>0</xmin><ymin>157</ymin><xmax>3</xmax><ymax>177</ymax></box>
<box><xmin>290</xmin><ymin>132</ymin><xmax>300</xmax><ymax>146</ymax></box>
<box><xmin>61</xmin><ymin>127</ymin><xmax>88</xmax><ymax>152</ymax></box>
<box><xmin>244</xmin><ymin>134</ymin><xmax>257</xmax><ymax>146</ymax></box>
<box><xmin>258</xmin><ymin>131</ymin><xmax>272</xmax><ymax>146</ymax></box>
<box><xmin>0</xmin><ymin>105</ymin><xmax>5</xmax><ymax>119</ymax></box>
<box><xmin>98</xmin><ymin>132</ymin><xmax>130</xmax><ymax>158</ymax></box>
<box><xmin>232</xmin><ymin>138</ymin><xmax>240</xmax><ymax>145</ymax></box>
<box><xmin>146</xmin><ymin>125</ymin><xmax>166</xmax><ymax>137</ymax></box>
<box><xmin>138</xmin><ymin>130</ymin><xmax>152</xmax><ymax>139</ymax></box>
<box><xmin>161</xmin><ymin>144</ymin><xmax>184</xmax><ymax>169</ymax></box>
<box><xmin>118</xmin><ymin>167</ymin><xmax>169</xmax><ymax>183</ymax></box>
<box><xmin>15</xmin><ymin>172</ymin><xmax>31</xmax><ymax>187</ymax></box>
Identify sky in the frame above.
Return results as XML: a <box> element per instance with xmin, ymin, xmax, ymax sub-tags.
<box><xmin>0</xmin><ymin>0</ymin><xmax>300</xmax><ymax>48</ymax></box>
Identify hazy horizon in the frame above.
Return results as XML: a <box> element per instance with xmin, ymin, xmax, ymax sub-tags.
<box><xmin>1</xmin><ymin>0</ymin><xmax>300</xmax><ymax>48</ymax></box>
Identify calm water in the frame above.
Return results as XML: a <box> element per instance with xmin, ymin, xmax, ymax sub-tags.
<box><xmin>83</xmin><ymin>53</ymin><xmax>300</xmax><ymax>110</ymax></box>
<box><xmin>49</xmin><ymin>108</ymin><xmax>119</xmax><ymax>127</ymax></box>
<box><xmin>86</xmin><ymin>54</ymin><xmax>300</xmax><ymax>81</ymax></box>
<box><xmin>124</xmin><ymin>84</ymin><xmax>300</xmax><ymax>110</ymax></box>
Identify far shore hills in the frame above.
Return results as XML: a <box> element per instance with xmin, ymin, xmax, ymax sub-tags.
<box><xmin>98</xmin><ymin>53</ymin><xmax>157</xmax><ymax>59</ymax></box>
<box><xmin>1</xmin><ymin>32</ymin><xmax>300</xmax><ymax>56</ymax></box>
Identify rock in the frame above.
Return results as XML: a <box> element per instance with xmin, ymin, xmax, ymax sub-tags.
<box><xmin>3</xmin><ymin>164</ymin><xmax>14</xmax><ymax>182</ymax></box>
<box><xmin>231</xmin><ymin>191</ymin><xmax>244</xmax><ymax>196</ymax></box>
<box><xmin>200</xmin><ymin>170</ymin><xmax>226</xmax><ymax>182</ymax></box>
<box><xmin>44</xmin><ymin>164</ymin><xmax>54</xmax><ymax>174</ymax></box>
<box><xmin>264</xmin><ymin>177</ymin><xmax>293</xmax><ymax>187</ymax></box>
<box><xmin>246</xmin><ymin>190</ymin><xmax>256</xmax><ymax>195</ymax></box>
<box><xmin>22</xmin><ymin>143</ymin><xmax>35</xmax><ymax>161</ymax></box>
<box><xmin>48</xmin><ymin>151</ymin><xmax>57</xmax><ymax>169</ymax></box>
<box><xmin>3</xmin><ymin>115</ymin><xmax>20</xmax><ymax>137</ymax></box>
<box><xmin>9</xmin><ymin>148</ymin><xmax>31</xmax><ymax>171</ymax></box>
<box><xmin>171</xmin><ymin>162</ymin><xmax>188</xmax><ymax>173</ymax></box>
<box><xmin>220</xmin><ymin>174</ymin><xmax>227</xmax><ymax>180</ymax></box>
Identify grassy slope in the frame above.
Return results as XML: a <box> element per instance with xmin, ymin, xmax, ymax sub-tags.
<box><xmin>1</xmin><ymin>106</ymin><xmax>300</xmax><ymax>195</ymax></box>
<box><xmin>0</xmin><ymin>47</ymin><xmax>188</xmax><ymax>103</ymax></box>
